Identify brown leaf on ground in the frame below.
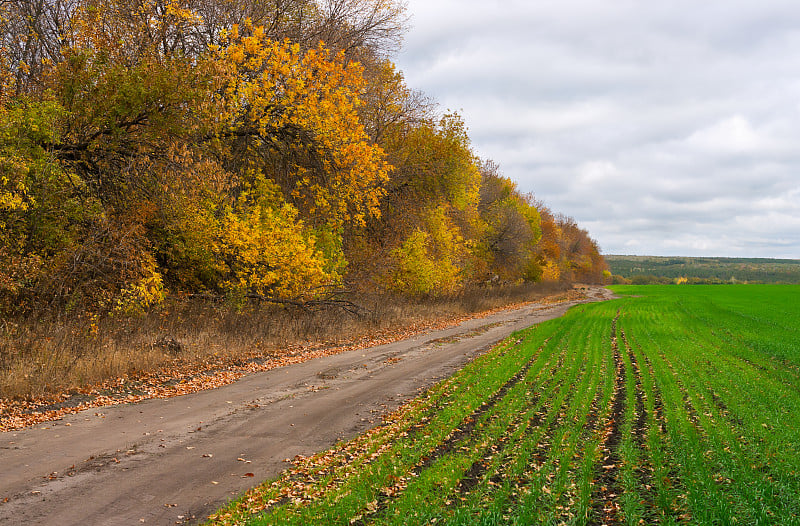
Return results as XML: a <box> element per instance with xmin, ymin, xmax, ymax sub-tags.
<box><xmin>0</xmin><ymin>289</ymin><xmax>589</xmax><ymax>432</ymax></box>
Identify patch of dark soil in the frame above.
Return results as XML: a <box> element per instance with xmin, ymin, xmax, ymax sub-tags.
<box><xmin>425</xmin><ymin>336</ymin><xmax>461</xmax><ymax>345</ymax></box>
<box><xmin>589</xmin><ymin>311</ymin><xmax>626</xmax><ymax>526</ymax></box>
<box><xmin>26</xmin><ymin>393</ymin><xmax>96</xmax><ymax>414</ymax></box>
<box><xmin>425</xmin><ymin>322</ymin><xmax>507</xmax><ymax>347</ymax></box>
<box><xmin>620</xmin><ymin>328</ymin><xmax>659</xmax><ymax>519</ymax></box>
<box><xmin>708</xmin><ymin>387</ymin><xmax>744</xmax><ymax>427</ymax></box>
<box><xmin>351</xmin><ymin>340</ymin><xmax>550</xmax><ymax>525</ymax></box>
<box><xmin>676</xmin><ymin>380</ymin><xmax>704</xmax><ymax>434</ymax></box>
<box><xmin>621</xmin><ymin>330</ymin><xmax>647</xmax><ymax>448</ymax></box>
<box><xmin>316</xmin><ymin>367</ymin><xmax>342</xmax><ymax>380</ymax></box>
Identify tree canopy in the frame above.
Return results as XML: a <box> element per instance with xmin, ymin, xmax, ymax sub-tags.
<box><xmin>0</xmin><ymin>0</ymin><xmax>608</xmax><ymax>314</ymax></box>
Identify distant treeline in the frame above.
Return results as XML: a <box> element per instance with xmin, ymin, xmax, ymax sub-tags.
<box><xmin>606</xmin><ymin>255</ymin><xmax>800</xmax><ymax>284</ymax></box>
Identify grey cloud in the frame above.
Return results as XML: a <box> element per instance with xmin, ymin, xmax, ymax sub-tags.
<box><xmin>395</xmin><ymin>0</ymin><xmax>800</xmax><ymax>257</ymax></box>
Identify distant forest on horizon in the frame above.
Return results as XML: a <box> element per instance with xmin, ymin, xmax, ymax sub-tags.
<box><xmin>605</xmin><ymin>255</ymin><xmax>800</xmax><ymax>284</ymax></box>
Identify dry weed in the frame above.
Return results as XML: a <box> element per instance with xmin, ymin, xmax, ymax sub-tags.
<box><xmin>1</xmin><ymin>282</ymin><xmax>569</xmax><ymax>407</ymax></box>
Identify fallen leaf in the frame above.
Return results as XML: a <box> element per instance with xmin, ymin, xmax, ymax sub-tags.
<box><xmin>243</xmin><ymin>473</ymin><xmax>255</xmax><ymax>477</ymax></box>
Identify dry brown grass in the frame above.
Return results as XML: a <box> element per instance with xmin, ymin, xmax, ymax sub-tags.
<box><xmin>0</xmin><ymin>282</ymin><xmax>569</xmax><ymax>401</ymax></box>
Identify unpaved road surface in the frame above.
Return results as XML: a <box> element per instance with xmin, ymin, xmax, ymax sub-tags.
<box><xmin>1</xmin><ymin>288</ymin><xmax>612</xmax><ymax>525</ymax></box>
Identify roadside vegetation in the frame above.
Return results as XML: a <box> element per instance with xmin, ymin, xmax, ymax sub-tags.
<box><xmin>0</xmin><ymin>0</ymin><xmax>607</xmax><ymax>403</ymax></box>
<box><xmin>207</xmin><ymin>284</ymin><xmax>800</xmax><ymax>525</ymax></box>
<box><xmin>0</xmin><ymin>282</ymin><xmax>579</xmax><ymax>430</ymax></box>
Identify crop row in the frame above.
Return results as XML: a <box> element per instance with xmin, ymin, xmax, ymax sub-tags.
<box><xmin>208</xmin><ymin>285</ymin><xmax>800</xmax><ymax>525</ymax></box>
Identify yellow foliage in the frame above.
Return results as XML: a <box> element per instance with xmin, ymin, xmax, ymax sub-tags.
<box><xmin>541</xmin><ymin>261</ymin><xmax>561</xmax><ymax>282</ymax></box>
<box><xmin>113</xmin><ymin>253</ymin><xmax>165</xmax><ymax>315</ymax></box>
<box><xmin>389</xmin><ymin>230</ymin><xmax>450</xmax><ymax>295</ymax></box>
<box><xmin>214</xmin><ymin>199</ymin><xmax>334</xmax><ymax>300</ymax></box>
<box><xmin>387</xmin><ymin>206</ymin><xmax>468</xmax><ymax>295</ymax></box>
<box><xmin>1</xmin><ymin>0</ymin><xmax>610</xmax><ymax>313</ymax></box>
<box><xmin>385</xmin><ymin>114</ymin><xmax>480</xmax><ymax>213</ymax></box>
<box><xmin>216</xmin><ymin>31</ymin><xmax>390</xmax><ymax>228</ymax></box>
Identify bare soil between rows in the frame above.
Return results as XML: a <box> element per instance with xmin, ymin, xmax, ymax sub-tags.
<box><xmin>0</xmin><ymin>287</ymin><xmax>612</xmax><ymax>525</ymax></box>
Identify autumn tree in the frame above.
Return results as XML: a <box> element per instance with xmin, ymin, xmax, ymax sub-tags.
<box><xmin>531</xmin><ymin>203</ymin><xmax>608</xmax><ymax>284</ymax></box>
<box><xmin>0</xmin><ymin>0</ymin><xmax>394</xmax><ymax>312</ymax></box>
<box><xmin>1</xmin><ymin>0</ymin><xmax>608</xmax><ymax>316</ymax></box>
<box><xmin>554</xmin><ymin>214</ymin><xmax>608</xmax><ymax>283</ymax></box>
<box><xmin>477</xmin><ymin>160</ymin><xmax>541</xmax><ymax>282</ymax></box>
<box><xmin>347</xmin><ymin>112</ymin><xmax>484</xmax><ymax>294</ymax></box>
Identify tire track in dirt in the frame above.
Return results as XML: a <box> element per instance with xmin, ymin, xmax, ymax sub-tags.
<box><xmin>589</xmin><ymin>311</ymin><xmax>626</xmax><ymax>526</ymax></box>
<box><xmin>619</xmin><ymin>326</ymin><xmax>660</xmax><ymax>520</ymax></box>
<box><xmin>620</xmin><ymin>329</ymin><xmax>647</xmax><ymax>450</ymax></box>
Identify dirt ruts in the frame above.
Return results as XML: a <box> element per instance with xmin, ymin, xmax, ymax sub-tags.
<box><xmin>0</xmin><ymin>288</ymin><xmax>611</xmax><ymax>526</ymax></box>
<box><xmin>351</xmin><ymin>339</ymin><xmax>547</xmax><ymax>524</ymax></box>
<box><xmin>455</xmin><ymin>338</ymin><xmax>562</xmax><ymax>497</ymax></box>
<box><xmin>589</xmin><ymin>311</ymin><xmax>626</xmax><ymax>526</ymax></box>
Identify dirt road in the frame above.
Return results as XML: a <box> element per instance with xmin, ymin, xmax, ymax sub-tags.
<box><xmin>0</xmin><ymin>288</ymin><xmax>612</xmax><ymax>525</ymax></box>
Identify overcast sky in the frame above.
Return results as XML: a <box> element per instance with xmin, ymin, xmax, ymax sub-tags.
<box><xmin>393</xmin><ymin>0</ymin><xmax>800</xmax><ymax>258</ymax></box>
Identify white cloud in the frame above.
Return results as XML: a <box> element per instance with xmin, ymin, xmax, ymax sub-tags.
<box><xmin>685</xmin><ymin>116</ymin><xmax>766</xmax><ymax>154</ymax></box>
<box><xmin>754</xmin><ymin>187</ymin><xmax>800</xmax><ymax>213</ymax></box>
<box><xmin>577</xmin><ymin>161</ymin><xmax>623</xmax><ymax>186</ymax></box>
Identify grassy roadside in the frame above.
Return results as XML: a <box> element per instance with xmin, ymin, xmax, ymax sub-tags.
<box><xmin>206</xmin><ymin>285</ymin><xmax>800</xmax><ymax>525</ymax></box>
<box><xmin>0</xmin><ymin>282</ymin><xmax>576</xmax><ymax>431</ymax></box>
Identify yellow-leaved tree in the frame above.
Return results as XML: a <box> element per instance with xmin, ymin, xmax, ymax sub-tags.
<box><xmin>0</xmin><ymin>1</ymin><xmax>393</xmax><ymax>311</ymax></box>
<box><xmin>193</xmin><ymin>22</ymin><xmax>391</xmax><ymax>299</ymax></box>
<box><xmin>365</xmin><ymin>112</ymin><xmax>485</xmax><ymax>294</ymax></box>
<box><xmin>215</xmin><ymin>22</ymin><xmax>390</xmax><ymax>228</ymax></box>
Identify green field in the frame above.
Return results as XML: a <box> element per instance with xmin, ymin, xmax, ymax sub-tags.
<box><xmin>208</xmin><ymin>285</ymin><xmax>800</xmax><ymax>525</ymax></box>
